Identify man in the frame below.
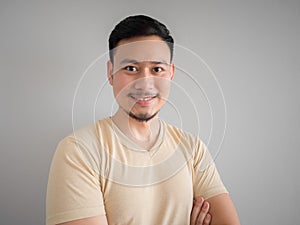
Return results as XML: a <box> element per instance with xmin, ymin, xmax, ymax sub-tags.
<box><xmin>46</xmin><ymin>15</ymin><xmax>240</xmax><ymax>225</ymax></box>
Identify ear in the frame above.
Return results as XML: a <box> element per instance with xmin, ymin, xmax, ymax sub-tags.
<box><xmin>169</xmin><ymin>63</ymin><xmax>175</xmax><ymax>80</ymax></box>
<box><xmin>107</xmin><ymin>60</ymin><xmax>113</xmax><ymax>85</ymax></box>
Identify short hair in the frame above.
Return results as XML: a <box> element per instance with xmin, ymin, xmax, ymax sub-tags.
<box><xmin>108</xmin><ymin>15</ymin><xmax>174</xmax><ymax>62</ymax></box>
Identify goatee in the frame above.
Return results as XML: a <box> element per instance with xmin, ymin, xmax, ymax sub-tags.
<box><xmin>125</xmin><ymin>109</ymin><xmax>159</xmax><ymax>122</ymax></box>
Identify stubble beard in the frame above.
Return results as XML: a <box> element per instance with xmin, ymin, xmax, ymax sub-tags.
<box><xmin>121</xmin><ymin>91</ymin><xmax>162</xmax><ymax>122</ymax></box>
<box><xmin>122</xmin><ymin>107</ymin><xmax>159</xmax><ymax>122</ymax></box>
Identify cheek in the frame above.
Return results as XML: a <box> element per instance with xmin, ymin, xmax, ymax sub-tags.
<box><xmin>155</xmin><ymin>79</ymin><xmax>172</xmax><ymax>97</ymax></box>
<box><xmin>113</xmin><ymin>75</ymin><xmax>134</xmax><ymax>96</ymax></box>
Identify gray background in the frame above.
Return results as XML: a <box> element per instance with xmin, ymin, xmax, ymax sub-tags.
<box><xmin>1</xmin><ymin>0</ymin><xmax>299</xmax><ymax>224</ymax></box>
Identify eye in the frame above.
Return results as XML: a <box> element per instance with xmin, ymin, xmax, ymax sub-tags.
<box><xmin>125</xmin><ymin>65</ymin><xmax>137</xmax><ymax>72</ymax></box>
<box><xmin>153</xmin><ymin>67</ymin><xmax>163</xmax><ymax>73</ymax></box>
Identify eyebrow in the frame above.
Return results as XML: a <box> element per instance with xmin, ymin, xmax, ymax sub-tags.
<box><xmin>119</xmin><ymin>58</ymin><xmax>169</xmax><ymax>65</ymax></box>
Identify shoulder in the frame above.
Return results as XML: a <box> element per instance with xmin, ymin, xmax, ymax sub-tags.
<box><xmin>59</xmin><ymin>118</ymin><xmax>111</xmax><ymax>147</ymax></box>
<box><xmin>53</xmin><ymin>119</ymin><xmax>110</xmax><ymax>165</ymax></box>
<box><xmin>162</xmin><ymin>120</ymin><xmax>203</xmax><ymax>148</ymax></box>
<box><xmin>162</xmin><ymin>120</ymin><xmax>210</xmax><ymax>163</ymax></box>
<box><xmin>65</xmin><ymin>124</ymin><xmax>98</xmax><ymax>143</ymax></box>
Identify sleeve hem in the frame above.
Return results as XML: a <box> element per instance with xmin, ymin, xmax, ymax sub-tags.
<box><xmin>202</xmin><ymin>187</ymin><xmax>229</xmax><ymax>200</ymax></box>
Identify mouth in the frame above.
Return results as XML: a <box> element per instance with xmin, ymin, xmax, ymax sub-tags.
<box><xmin>129</xmin><ymin>94</ymin><xmax>158</xmax><ymax>105</ymax></box>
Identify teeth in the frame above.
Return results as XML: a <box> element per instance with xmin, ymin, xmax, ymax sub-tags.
<box><xmin>132</xmin><ymin>96</ymin><xmax>155</xmax><ymax>101</ymax></box>
<box><xmin>137</xmin><ymin>97</ymin><xmax>151</xmax><ymax>101</ymax></box>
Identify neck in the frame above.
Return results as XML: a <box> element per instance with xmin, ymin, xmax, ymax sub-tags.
<box><xmin>111</xmin><ymin>109</ymin><xmax>160</xmax><ymax>148</ymax></box>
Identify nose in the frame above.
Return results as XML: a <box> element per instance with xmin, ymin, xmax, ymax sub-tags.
<box><xmin>133</xmin><ymin>68</ymin><xmax>154</xmax><ymax>90</ymax></box>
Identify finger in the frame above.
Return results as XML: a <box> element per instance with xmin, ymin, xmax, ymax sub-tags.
<box><xmin>203</xmin><ymin>213</ymin><xmax>211</xmax><ymax>225</ymax></box>
<box><xmin>190</xmin><ymin>197</ymin><xmax>204</xmax><ymax>225</ymax></box>
<box><xmin>196</xmin><ymin>201</ymin><xmax>209</xmax><ymax>225</ymax></box>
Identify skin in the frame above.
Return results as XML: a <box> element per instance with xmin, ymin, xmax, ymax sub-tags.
<box><xmin>191</xmin><ymin>196</ymin><xmax>212</xmax><ymax>225</ymax></box>
<box><xmin>205</xmin><ymin>193</ymin><xmax>241</xmax><ymax>225</ymax></box>
<box><xmin>107</xmin><ymin>36</ymin><xmax>174</xmax><ymax>148</ymax></box>
<box><xmin>57</xmin><ymin>35</ymin><xmax>240</xmax><ymax>225</ymax></box>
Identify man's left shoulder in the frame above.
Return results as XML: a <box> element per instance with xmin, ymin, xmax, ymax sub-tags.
<box><xmin>162</xmin><ymin>120</ymin><xmax>202</xmax><ymax>146</ymax></box>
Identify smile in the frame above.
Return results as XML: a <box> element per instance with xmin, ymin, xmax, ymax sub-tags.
<box><xmin>129</xmin><ymin>94</ymin><xmax>158</xmax><ymax>105</ymax></box>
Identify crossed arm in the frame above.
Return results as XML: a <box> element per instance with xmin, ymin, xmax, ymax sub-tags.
<box><xmin>57</xmin><ymin>193</ymin><xmax>240</xmax><ymax>225</ymax></box>
<box><xmin>56</xmin><ymin>198</ymin><xmax>210</xmax><ymax>225</ymax></box>
<box><xmin>191</xmin><ymin>193</ymin><xmax>240</xmax><ymax>225</ymax></box>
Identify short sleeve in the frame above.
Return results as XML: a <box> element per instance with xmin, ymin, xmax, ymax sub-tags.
<box><xmin>46</xmin><ymin>133</ymin><xmax>105</xmax><ymax>225</ymax></box>
<box><xmin>192</xmin><ymin>138</ymin><xmax>228</xmax><ymax>200</ymax></box>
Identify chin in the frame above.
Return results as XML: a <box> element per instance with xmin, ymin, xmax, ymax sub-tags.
<box><xmin>128</xmin><ymin>110</ymin><xmax>159</xmax><ymax>122</ymax></box>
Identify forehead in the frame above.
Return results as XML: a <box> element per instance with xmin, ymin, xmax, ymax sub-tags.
<box><xmin>113</xmin><ymin>36</ymin><xmax>171</xmax><ymax>65</ymax></box>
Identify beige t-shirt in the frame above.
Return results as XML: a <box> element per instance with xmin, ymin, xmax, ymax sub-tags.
<box><xmin>46</xmin><ymin>118</ymin><xmax>228</xmax><ymax>225</ymax></box>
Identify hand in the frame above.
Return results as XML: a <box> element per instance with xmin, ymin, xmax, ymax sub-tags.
<box><xmin>190</xmin><ymin>196</ymin><xmax>211</xmax><ymax>225</ymax></box>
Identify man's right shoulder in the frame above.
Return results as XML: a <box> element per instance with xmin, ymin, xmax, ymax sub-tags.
<box><xmin>52</xmin><ymin>119</ymin><xmax>111</xmax><ymax>169</ymax></box>
<box><xmin>59</xmin><ymin>118</ymin><xmax>110</xmax><ymax>145</ymax></box>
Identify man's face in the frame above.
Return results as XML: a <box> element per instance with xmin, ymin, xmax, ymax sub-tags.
<box><xmin>107</xmin><ymin>35</ymin><xmax>175</xmax><ymax>121</ymax></box>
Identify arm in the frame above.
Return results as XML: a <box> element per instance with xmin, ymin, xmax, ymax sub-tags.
<box><xmin>205</xmin><ymin>193</ymin><xmax>240</xmax><ymax>225</ymax></box>
<box><xmin>192</xmin><ymin>139</ymin><xmax>240</xmax><ymax>225</ymax></box>
<box><xmin>57</xmin><ymin>215</ymin><xmax>108</xmax><ymax>225</ymax></box>
<box><xmin>46</xmin><ymin>134</ymin><xmax>106</xmax><ymax>225</ymax></box>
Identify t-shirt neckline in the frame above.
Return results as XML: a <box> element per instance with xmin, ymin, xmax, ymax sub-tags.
<box><xmin>106</xmin><ymin>117</ymin><xmax>165</xmax><ymax>153</ymax></box>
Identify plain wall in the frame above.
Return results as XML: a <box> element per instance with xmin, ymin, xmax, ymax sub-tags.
<box><xmin>1</xmin><ymin>0</ymin><xmax>299</xmax><ymax>224</ymax></box>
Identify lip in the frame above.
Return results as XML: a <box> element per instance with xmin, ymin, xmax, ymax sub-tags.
<box><xmin>130</xmin><ymin>95</ymin><xmax>157</xmax><ymax>105</ymax></box>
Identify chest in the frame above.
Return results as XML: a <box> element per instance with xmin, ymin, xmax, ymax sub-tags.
<box><xmin>101</xmin><ymin>165</ymin><xmax>193</xmax><ymax>225</ymax></box>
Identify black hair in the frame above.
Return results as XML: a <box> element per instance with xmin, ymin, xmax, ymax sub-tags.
<box><xmin>108</xmin><ymin>15</ymin><xmax>174</xmax><ymax>62</ymax></box>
